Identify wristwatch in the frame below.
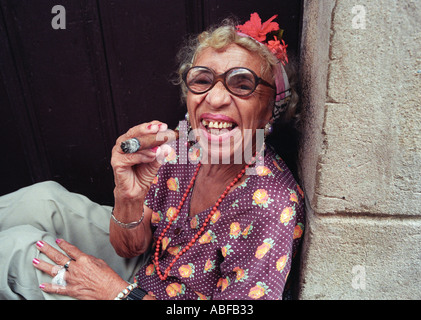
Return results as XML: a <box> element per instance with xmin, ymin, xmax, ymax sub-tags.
<box><xmin>124</xmin><ymin>287</ymin><xmax>148</xmax><ymax>300</ymax></box>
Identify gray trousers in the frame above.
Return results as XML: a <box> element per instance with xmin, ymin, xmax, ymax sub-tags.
<box><xmin>0</xmin><ymin>181</ymin><xmax>147</xmax><ymax>300</ymax></box>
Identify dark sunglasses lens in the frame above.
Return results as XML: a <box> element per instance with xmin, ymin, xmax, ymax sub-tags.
<box><xmin>186</xmin><ymin>68</ymin><xmax>214</xmax><ymax>93</ymax></box>
<box><xmin>226</xmin><ymin>69</ymin><xmax>256</xmax><ymax>96</ymax></box>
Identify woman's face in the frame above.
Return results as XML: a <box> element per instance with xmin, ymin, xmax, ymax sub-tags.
<box><xmin>186</xmin><ymin>44</ymin><xmax>274</xmax><ymax>164</ymax></box>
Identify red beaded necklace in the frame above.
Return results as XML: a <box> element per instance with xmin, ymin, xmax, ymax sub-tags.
<box><xmin>154</xmin><ymin>162</ymin><xmax>250</xmax><ymax>281</ymax></box>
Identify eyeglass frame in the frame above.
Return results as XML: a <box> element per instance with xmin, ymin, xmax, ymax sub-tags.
<box><xmin>182</xmin><ymin>66</ymin><xmax>276</xmax><ymax>97</ymax></box>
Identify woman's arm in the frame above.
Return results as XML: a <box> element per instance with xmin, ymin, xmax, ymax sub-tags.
<box><xmin>109</xmin><ymin>121</ymin><xmax>168</xmax><ymax>258</ymax></box>
<box><xmin>109</xmin><ymin>202</ymin><xmax>153</xmax><ymax>258</ymax></box>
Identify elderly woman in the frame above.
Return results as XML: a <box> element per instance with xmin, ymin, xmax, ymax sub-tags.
<box><xmin>0</xmin><ymin>13</ymin><xmax>304</xmax><ymax>300</ymax></box>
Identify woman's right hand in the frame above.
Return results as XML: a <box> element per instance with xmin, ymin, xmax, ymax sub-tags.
<box><xmin>110</xmin><ymin>121</ymin><xmax>169</xmax><ymax>257</ymax></box>
<box><xmin>111</xmin><ymin>121</ymin><xmax>169</xmax><ymax>202</ymax></box>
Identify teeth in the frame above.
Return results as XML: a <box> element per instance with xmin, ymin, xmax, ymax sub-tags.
<box><xmin>202</xmin><ymin>119</ymin><xmax>234</xmax><ymax>129</ymax></box>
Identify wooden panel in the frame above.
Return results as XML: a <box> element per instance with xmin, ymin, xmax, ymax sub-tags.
<box><xmin>0</xmin><ymin>0</ymin><xmax>116</xmax><ymax>204</ymax></box>
<box><xmin>0</xmin><ymin>72</ymin><xmax>33</xmax><ymax>195</ymax></box>
<box><xmin>0</xmin><ymin>2</ymin><xmax>51</xmax><ymax>185</ymax></box>
<box><xmin>98</xmin><ymin>0</ymin><xmax>189</xmax><ymax>134</ymax></box>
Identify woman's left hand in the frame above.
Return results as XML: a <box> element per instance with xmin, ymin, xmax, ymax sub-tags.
<box><xmin>33</xmin><ymin>239</ymin><xmax>128</xmax><ymax>300</ymax></box>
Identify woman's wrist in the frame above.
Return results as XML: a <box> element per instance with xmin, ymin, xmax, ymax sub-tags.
<box><xmin>111</xmin><ymin>207</ymin><xmax>144</xmax><ymax>229</ymax></box>
<box><xmin>112</xmin><ymin>190</ymin><xmax>146</xmax><ymax>224</ymax></box>
<box><xmin>106</xmin><ymin>277</ymin><xmax>132</xmax><ymax>300</ymax></box>
<box><xmin>110</xmin><ymin>197</ymin><xmax>152</xmax><ymax>258</ymax></box>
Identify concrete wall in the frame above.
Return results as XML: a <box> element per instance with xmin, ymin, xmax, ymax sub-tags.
<box><xmin>298</xmin><ymin>0</ymin><xmax>421</xmax><ymax>299</ymax></box>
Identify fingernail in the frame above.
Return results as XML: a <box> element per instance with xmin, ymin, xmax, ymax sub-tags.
<box><xmin>147</xmin><ymin>124</ymin><xmax>152</xmax><ymax>130</ymax></box>
<box><xmin>39</xmin><ymin>284</ymin><xmax>45</xmax><ymax>289</ymax></box>
<box><xmin>32</xmin><ymin>258</ymin><xmax>40</xmax><ymax>265</ymax></box>
<box><xmin>55</xmin><ymin>238</ymin><xmax>62</xmax><ymax>244</ymax></box>
<box><xmin>158</xmin><ymin>123</ymin><xmax>168</xmax><ymax>132</ymax></box>
<box><xmin>150</xmin><ymin>146</ymin><xmax>159</xmax><ymax>153</ymax></box>
<box><xmin>36</xmin><ymin>241</ymin><xmax>44</xmax><ymax>248</ymax></box>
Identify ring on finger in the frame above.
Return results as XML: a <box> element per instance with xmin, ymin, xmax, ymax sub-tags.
<box><xmin>63</xmin><ymin>259</ymin><xmax>74</xmax><ymax>271</ymax></box>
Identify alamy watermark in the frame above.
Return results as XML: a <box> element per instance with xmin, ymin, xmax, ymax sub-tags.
<box><xmin>352</xmin><ymin>5</ymin><xmax>367</xmax><ymax>30</ymax></box>
<box><xmin>51</xmin><ymin>5</ymin><xmax>66</xmax><ymax>30</ymax></box>
<box><xmin>154</xmin><ymin>120</ymin><xmax>266</xmax><ymax>176</ymax></box>
<box><xmin>351</xmin><ymin>265</ymin><xmax>367</xmax><ymax>290</ymax></box>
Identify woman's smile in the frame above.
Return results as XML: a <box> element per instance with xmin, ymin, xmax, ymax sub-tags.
<box><xmin>198</xmin><ymin>113</ymin><xmax>239</xmax><ymax>142</ymax></box>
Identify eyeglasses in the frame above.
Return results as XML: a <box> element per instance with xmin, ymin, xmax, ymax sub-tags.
<box><xmin>182</xmin><ymin>66</ymin><xmax>276</xmax><ymax>97</ymax></box>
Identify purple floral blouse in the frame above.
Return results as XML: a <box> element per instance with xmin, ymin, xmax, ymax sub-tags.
<box><xmin>135</xmin><ymin>144</ymin><xmax>305</xmax><ymax>300</ymax></box>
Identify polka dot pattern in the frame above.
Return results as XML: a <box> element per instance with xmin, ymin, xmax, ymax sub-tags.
<box><xmin>135</xmin><ymin>144</ymin><xmax>305</xmax><ymax>300</ymax></box>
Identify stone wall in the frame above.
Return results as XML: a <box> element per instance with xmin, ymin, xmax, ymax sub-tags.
<box><xmin>298</xmin><ymin>0</ymin><xmax>421</xmax><ymax>299</ymax></box>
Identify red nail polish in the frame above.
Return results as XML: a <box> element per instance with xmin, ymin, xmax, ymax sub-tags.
<box><xmin>36</xmin><ymin>241</ymin><xmax>44</xmax><ymax>248</ymax></box>
<box><xmin>147</xmin><ymin>124</ymin><xmax>152</xmax><ymax>130</ymax></box>
<box><xmin>150</xmin><ymin>146</ymin><xmax>159</xmax><ymax>152</ymax></box>
<box><xmin>39</xmin><ymin>284</ymin><xmax>45</xmax><ymax>289</ymax></box>
<box><xmin>55</xmin><ymin>238</ymin><xmax>61</xmax><ymax>244</ymax></box>
<box><xmin>32</xmin><ymin>258</ymin><xmax>40</xmax><ymax>265</ymax></box>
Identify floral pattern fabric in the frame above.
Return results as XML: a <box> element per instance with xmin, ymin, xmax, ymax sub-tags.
<box><xmin>135</xmin><ymin>144</ymin><xmax>305</xmax><ymax>300</ymax></box>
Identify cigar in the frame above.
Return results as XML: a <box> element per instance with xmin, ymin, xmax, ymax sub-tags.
<box><xmin>120</xmin><ymin>129</ymin><xmax>179</xmax><ymax>154</ymax></box>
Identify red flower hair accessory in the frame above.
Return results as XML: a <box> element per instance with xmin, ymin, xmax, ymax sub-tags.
<box><xmin>236</xmin><ymin>13</ymin><xmax>291</xmax><ymax>119</ymax></box>
<box><xmin>236</xmin><ymin>13</ymin><xmax>289</xmax><ymax>65</ymax></box>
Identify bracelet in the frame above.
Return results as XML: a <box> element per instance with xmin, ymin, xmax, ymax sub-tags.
<box><xmin>114</xmin><ymin>282</ymin><xmax>138</xmax><ymax>300</ymax></box>
<box><xmin>111</xmin><ymin>207</ymin><xmax>144</xmax><ymax>229</ymax></box>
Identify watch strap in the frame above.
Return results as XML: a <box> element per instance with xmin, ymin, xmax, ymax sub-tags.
<box><xmin>124</xmin><ymin>287</ymin><xmax>148</xmax><ymax>300</ymax></box>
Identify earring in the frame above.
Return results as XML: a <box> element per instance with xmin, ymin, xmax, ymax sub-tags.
<box><xmin>185</xmin><ymin>112</ymin><xmax>192</xmax><ymax>129</ymax></box>
<box><xmin>264</xmin><ymin>122</ymin><xmax>273</xmax><ymax>137</ymax></box>
<box><xmin>184</xmin><ymin>112</ymin><xmax>195</xmax><ymax>148</ymax></box>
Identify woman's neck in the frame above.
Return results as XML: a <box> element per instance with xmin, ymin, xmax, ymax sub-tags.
<box><xmin>199</xmin><ymin>163</ymin><xmax>246</xmax><ymax>184</ymax></box>
<box><xmin>188</xmin><ymin>162</ymin><xmax>248</xmax><ymax>217</ymax></box>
